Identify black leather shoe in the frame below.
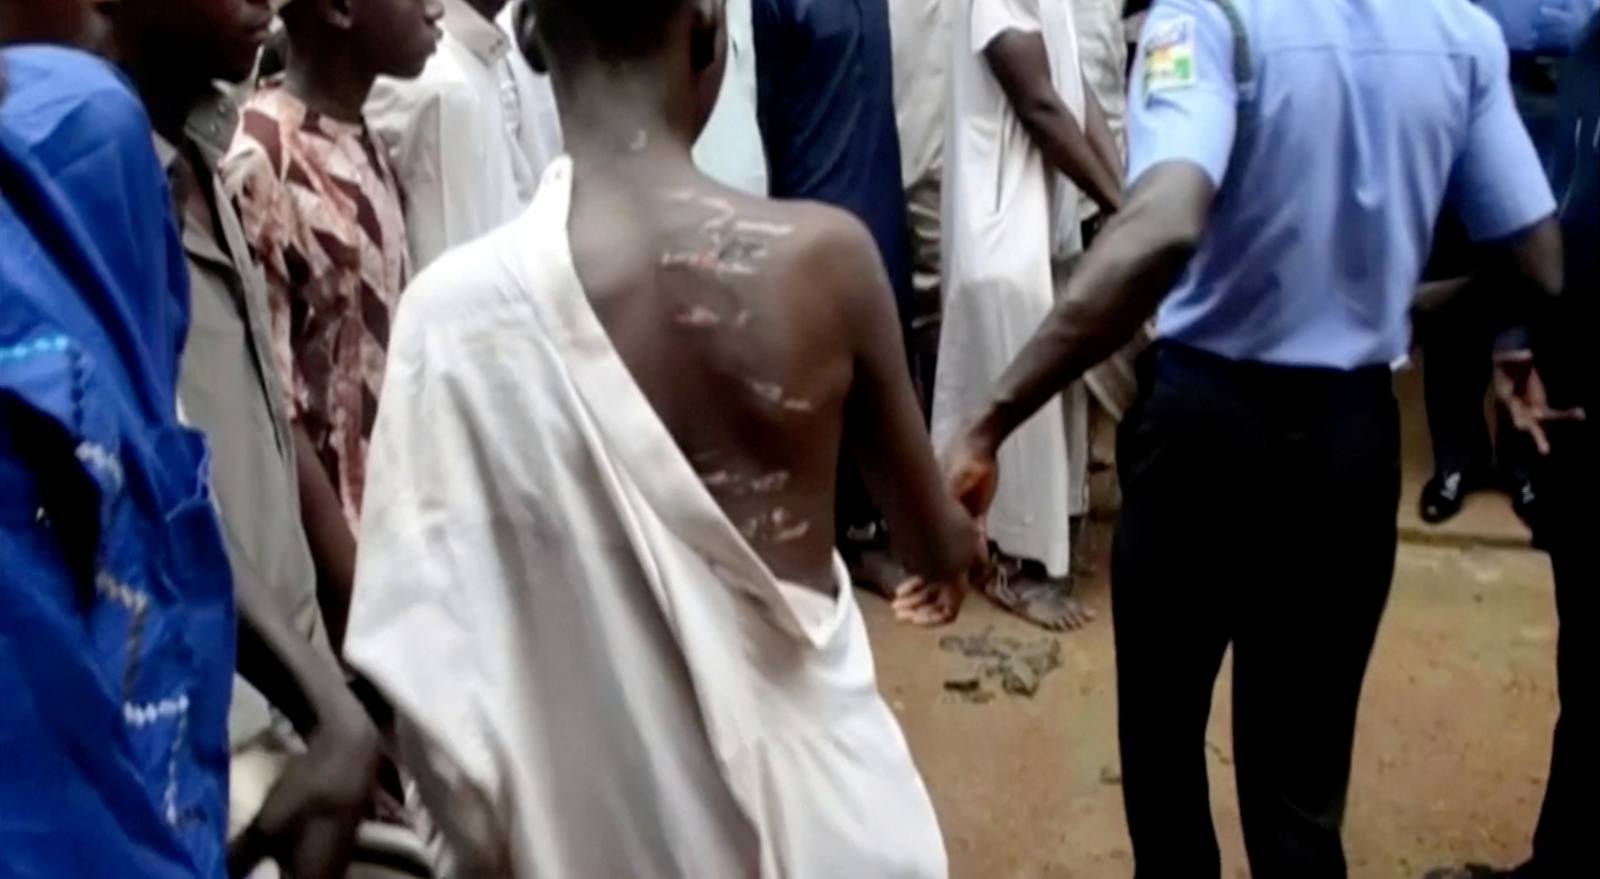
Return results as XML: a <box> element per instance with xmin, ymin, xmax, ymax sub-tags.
<box><xmin>1508</xmin><ymin>471</ymin><xmax>1538</xmax><ymax>529</ymax></box>
<box><xmin>1421</xmin><ymin>469</ymin><xmax>1476</xmax><ymax>524</ymax></box>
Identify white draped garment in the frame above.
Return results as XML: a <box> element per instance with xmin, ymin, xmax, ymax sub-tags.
<box><xmin>345</xmin><ymin>158</ymin><xmax>946</xmax><ymax>878</ymax></box>
<box><xmin>932</xmin><ymin>0</ymin><xmax>1087</xmax><ymax>577</ymax></box>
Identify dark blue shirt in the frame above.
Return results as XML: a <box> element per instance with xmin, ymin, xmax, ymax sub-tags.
<box><xmin>0</xmin><ymin>47</ymin><xmax>234</xmax><ymax>878</ymax></box>
<box><xmin>752</xmin><ymin>0</ymin><xmax>913</xmax><ymax>314</ymax></box>
<box><xmin>1541</xmin><ymin>14</ymin><xmax>1600</xmax><ymax>410</ymax></box>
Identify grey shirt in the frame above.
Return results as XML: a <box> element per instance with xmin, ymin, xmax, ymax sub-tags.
<box><xmin>155</xmin><ymin>92</ymin><xmax>334</xmax><ymax>749</ymax></box>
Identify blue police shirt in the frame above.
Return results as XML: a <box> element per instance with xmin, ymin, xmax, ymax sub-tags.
<box><xmin>1128</xmin><ymin>0</ymin><xmax>1557</xmax><ymax>369</ymax></box>
<box><xmin>1477</xmin><ymin>0</ymin><xmax>1600</xmax><ymax>54</ymax></box>
<box><xmin>0</xmin><ymin>47</ymin><xmax>235</xmax><ymax>878</ymax></box>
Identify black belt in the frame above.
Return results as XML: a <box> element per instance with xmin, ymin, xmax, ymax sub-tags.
<box><xmin>1148</xmin><ymin>342</ymin><xmax>1393</xmax><ymax>404</ymax></box>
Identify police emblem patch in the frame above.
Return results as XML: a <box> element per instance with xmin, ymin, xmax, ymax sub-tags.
<box><xmin>1143</xmin><ymin>15</ymin><xmax>1198</xmax><ymax>96</ymax></box>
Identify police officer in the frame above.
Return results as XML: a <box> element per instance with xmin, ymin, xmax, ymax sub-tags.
<box><xmin>1418</xmin><ymin>0</ymin><xmax>1599</xmax><ymax>526</ymax></box>
<box><xmin>1430</xmin><ymin>13</ymin><xmax>1600</xmax><ymax>879</ymax></box>
<box><xmin>940</xmin><ymin>0</ymin><xmax>1563</xmax><ymax>875</ymax></box>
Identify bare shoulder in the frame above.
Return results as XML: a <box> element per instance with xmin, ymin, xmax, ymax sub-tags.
<box><xmin>741</xmin><ymin>196</ymin><xmax>888</xmax><ymax>308</ymax></box>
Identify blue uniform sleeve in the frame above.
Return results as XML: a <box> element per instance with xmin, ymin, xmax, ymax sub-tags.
<box><xmin>1450</xmin><ymin>26</ymin><xmax>1557</xmax><ymax>241</ymax></box>
<box><xmin>1125</xmin><ymin>0</ymin><xmax>1238</xmax><ymax>188</ymax></box>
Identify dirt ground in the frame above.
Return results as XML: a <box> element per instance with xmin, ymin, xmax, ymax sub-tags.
<box><xmin>862</xmin><ymin>532</ymin><xmax>1558</xmax><ymax>879</ymax></box>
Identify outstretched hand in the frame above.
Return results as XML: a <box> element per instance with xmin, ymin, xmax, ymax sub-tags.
<box><xmin>1493</xmin><ymin>350</ymin><xmax>1586</xmax><ymax>456</ymax></box>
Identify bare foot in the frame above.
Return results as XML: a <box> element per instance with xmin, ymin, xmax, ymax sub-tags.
<box><xmin>984</xmin><ymin>556</ymin><xmax>1096</xmax><ymax>632</ymax></box>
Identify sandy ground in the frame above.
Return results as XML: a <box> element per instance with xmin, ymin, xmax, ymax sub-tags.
<box><xmin>863</xmin><ymin>530</ymin><xmax>1560</xmax><ymax>879</ymax></box>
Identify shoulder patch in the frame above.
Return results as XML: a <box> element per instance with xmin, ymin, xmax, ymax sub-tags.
<box><xmin>1143</xmin><ymin>14</ymin><xmax>1197</xmax><ymax>97</ymax></box>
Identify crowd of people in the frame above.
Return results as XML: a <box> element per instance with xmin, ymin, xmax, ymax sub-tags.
<box><xmin>0</xmin><ymin>0</ymin><xmax>1593</xmax><ymax>877</ymax></box>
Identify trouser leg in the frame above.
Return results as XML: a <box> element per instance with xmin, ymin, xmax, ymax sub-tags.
<box><xmin>1113</xmin><ymin>356</ymin><xmax>1245</xmax><ymax>879</ymax></box>
<box><xmin>1528</xmin><ymin>422</ymin><xmax>1598</xmax><ymax>873</ymax></box>
<box><xmin>1232</xmin><ymin>389</ymin><xmax>1400</xmax><ymax>879</ymax></box>
<box><xmin>1420</xmin><ymin>285</ymin><xmax>1494</xmax><ymax>475</ymax></box>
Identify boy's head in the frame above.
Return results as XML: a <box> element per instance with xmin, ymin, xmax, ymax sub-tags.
<box><xmin>533</xmin><ymin>0</ymin><xmax>726</xmax><ymax>136</ymax></box>
<box><xmin>108</xmin><ymin>0</ymin><xmax>273</xmax><ymax>85</ymax></box>
<box><xmin>280</xmin><ymin>0</ymin><xmax>442</xmax><ymax>80</ymax></box>
<box><xmin>0</xmin><ymin>0</ymin><xmax>117</xmax><ymax>52</ymax></box>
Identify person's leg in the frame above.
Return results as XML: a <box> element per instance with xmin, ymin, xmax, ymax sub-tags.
<box><xmin>1495</xmin><ymin>404</ymin><xmax>1540</xmax><ymax>525</ymax></box>
<box><xmin>836</xmin><ymin>449</ymin><xmax>911</xmax><ymax>597</ymax></box>
<box><xmin>904</xmin><ymin>173</ymin><xmax>943</xmax><ymax>418</ymax></box>
<box><xmin>1526</xmin><ymin>422</ymin><xmax>1597</xmax><ymax>874</ymax></box>
<box><xmin>1232</xmin><ymin>381</ymin><xmax>1400</xmax><ymax>879</ymax></box>
<box><xmin>1419</xmin><ymin>286</ymin><xmax>1495</xmax><ymax>522</ymax></box>
<box><xmin>1112</xmin><ymin>352</ymin><xmax>1246</xmax><ymax>879</ymax></box>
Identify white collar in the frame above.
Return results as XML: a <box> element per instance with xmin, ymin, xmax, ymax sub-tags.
<box><xmin>442</xmin><ymin>0</ymin><xmax>512</xmax><ymax>66</ymax></box>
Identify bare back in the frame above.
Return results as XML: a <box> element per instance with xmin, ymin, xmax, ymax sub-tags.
<box><xmin>568</xmin><ymin>159</ymin><xmax>971</xmax><ymax>592</ymax></box>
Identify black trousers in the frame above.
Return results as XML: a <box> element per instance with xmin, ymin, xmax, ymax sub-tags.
<box><xmin>1418</xmin><ymin>279</ymin><xmax>1535</xmax><ymax>479</ymax></box>
<box><xmin>1526</xmin><ymin>420</ymin><xmax>1597</xmax><ymax>875</ymax></box>
<box><xmin>1113</xmin><ymin>345</ymin><xmax>1400</xmax><ymax>879</ymax></box>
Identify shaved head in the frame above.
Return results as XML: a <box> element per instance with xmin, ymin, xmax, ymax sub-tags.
<box><xmin>532</xmin><ymin>0</ymin><xmax>692</xmax><ymax>61</ymax></box>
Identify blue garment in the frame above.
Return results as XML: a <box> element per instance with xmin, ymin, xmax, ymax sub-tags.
<box><xmin>1127</xmin><ymin>0</ymin><xmax>1557</xmax><ymax>369</ymax></box>
<box><xmin>0</xmin><ymin>46</ymin><xmax>234</xmax><ymax>879</ymax></box>
<box><xmin>1541</xmin><ymin>14</ymin><xmax>1600</xmax><ymax>411</ymax></box>
<box><xmin>751</xmin><ymin>0</ymin><xmax>913</xmax><ymax>313</ymax></box>
<box><xmin>1478</xmin><ymin>0</ymin><xmax>1599</xmax><ymax>53</ymax></box>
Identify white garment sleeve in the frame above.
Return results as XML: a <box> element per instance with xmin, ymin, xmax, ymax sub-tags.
<box><xmin>367</xmin><ymin>77</ymin><xmax>486</xmax><ymax>272</ymax></box>
<box><xmin>345</xmin><ymin>268</ymin><xmax>506</xmax><ymax>865</ymax></box>
<box><xmin>971</xmin><ymin>0</ymin><xmax>1043</xmax><ymax>54</ymax></box>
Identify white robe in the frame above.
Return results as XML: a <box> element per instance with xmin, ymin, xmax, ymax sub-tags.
<box><xmin>933</xmin><ymin>0</ymin><xmax>1086</xmax><ymax>577</ymax></box>
<box><xmin>345</xmin><ymin>158</ymin><xmax>946</xmax><ymax>879</ymax></box>
<box><xmin>692</xmin><ymin>0</ymin><xmax>771</xmax><ymax>196</ymax></box>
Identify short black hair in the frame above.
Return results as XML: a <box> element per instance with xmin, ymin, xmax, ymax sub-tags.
<box><xmin>532</xmin><ymin>0</ymin><xmax>688</xmax><ymax>61</ymax></box>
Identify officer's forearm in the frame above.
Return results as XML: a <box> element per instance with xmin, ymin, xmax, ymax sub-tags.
<box><xmin>971</xmin><ymin>164</ymin><xmax>1213</xmax><ymax>451</ymax></box>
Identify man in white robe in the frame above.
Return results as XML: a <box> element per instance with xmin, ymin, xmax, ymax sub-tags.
<box><xmin>344</xmin><ymin>0</ymin><xmax>984</xmax><ymax>875</ymax></box>
<box><xmin>932</xmin><ymin>0</ymin><xmax>1122</xmax><ymax>630</ymax></box>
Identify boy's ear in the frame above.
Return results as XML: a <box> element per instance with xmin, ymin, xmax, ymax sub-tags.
<box><xmin>324</xmin><ymin>0</ymin><xmax>356</xmax><ymax>30</ymax></box>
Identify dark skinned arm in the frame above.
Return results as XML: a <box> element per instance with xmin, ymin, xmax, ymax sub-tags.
<box><xmin>947</xmin><ymin>163</ymin><xmax>1214</xmax><ymax>514</ymax></box>
<box><xmin>1489</xmin><ymin>217</ymin><xmax>1578</xmax><ymax>456</ymax></box>
<box><xmin>986</xmin><ymin>31</ymin><xmax>1123</xmax><ymax>214</ymax></box>
<box><xmin>1083</xmin><ymin>81</ymin><xmax>1124</xmax><ymax>186</ymax></box>
<box><xmin>824</xmin><ymin>213</ymin><xmax>984</xmax><ymax>622</ymax></box>
<box><xmin>229</xmin><ymin>532</ymin><xmax>380</xmax><ymax>879</ymax></box>
<box><xmin>294</xmin><ymin>424</ymin><xmax>356</xmax><ymax>654</ymax></box>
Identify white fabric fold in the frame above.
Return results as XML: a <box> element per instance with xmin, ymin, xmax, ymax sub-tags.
<box><xmin>347</xmin><ymin>158</ymin><xmax>947</xmax><ymax>878</ymax></box>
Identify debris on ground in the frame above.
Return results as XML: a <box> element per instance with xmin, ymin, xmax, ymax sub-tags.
<box><xmin>939</xmin><ymin>628</ymin><xmax>1064</xmax><ymax>701</ymax></box>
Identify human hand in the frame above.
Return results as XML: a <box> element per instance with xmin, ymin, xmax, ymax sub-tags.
<box><xmin>228</xmin><ymin>701</ymin><xmax>381</xmax><ymax>878</ymax></box>
<box><xmin>1493</xmin><ymin>350</ymin><xmax>1586</xmax><ymax>456</ymax></box>
<box><xmin>890</xmin><ymin>520</ymin><xmax>989</xmax><ymax>627</ymax></box>
<box><xmin>945</xmin><ymin>423</ymin><xmax>1001</xmax><ymax>520</ymax></box>
<box><xmin>892</xmin><ymin>575</ymin><xmax>968</xmax><ymax>627</ymax></box>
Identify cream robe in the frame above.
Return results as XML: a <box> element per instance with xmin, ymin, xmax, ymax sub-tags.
<box><xmin>933</xmin><ymin>0</ymin><xmax>1087</xmax><ymax>576</ymax></box>
<box><xmin>346</xmin><ymin>158</ymin><xmax>946</xmax><ymax>878</ymax></box>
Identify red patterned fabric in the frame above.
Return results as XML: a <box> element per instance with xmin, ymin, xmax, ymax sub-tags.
<box><xmin>223</xmin><ymin>81</ymin><xmax>412</xmax><ymax>530</ymax></box>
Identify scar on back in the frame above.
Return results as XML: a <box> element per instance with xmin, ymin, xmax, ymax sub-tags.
<box><xmin>746</xmin><ymin>379</ymin><xmax>815</xmax><ymax>414</ymax></box>
<box><xmin>740</xmin><ymin>508</ymin><xmax>813</xmax><ymax>545</ymax></box>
